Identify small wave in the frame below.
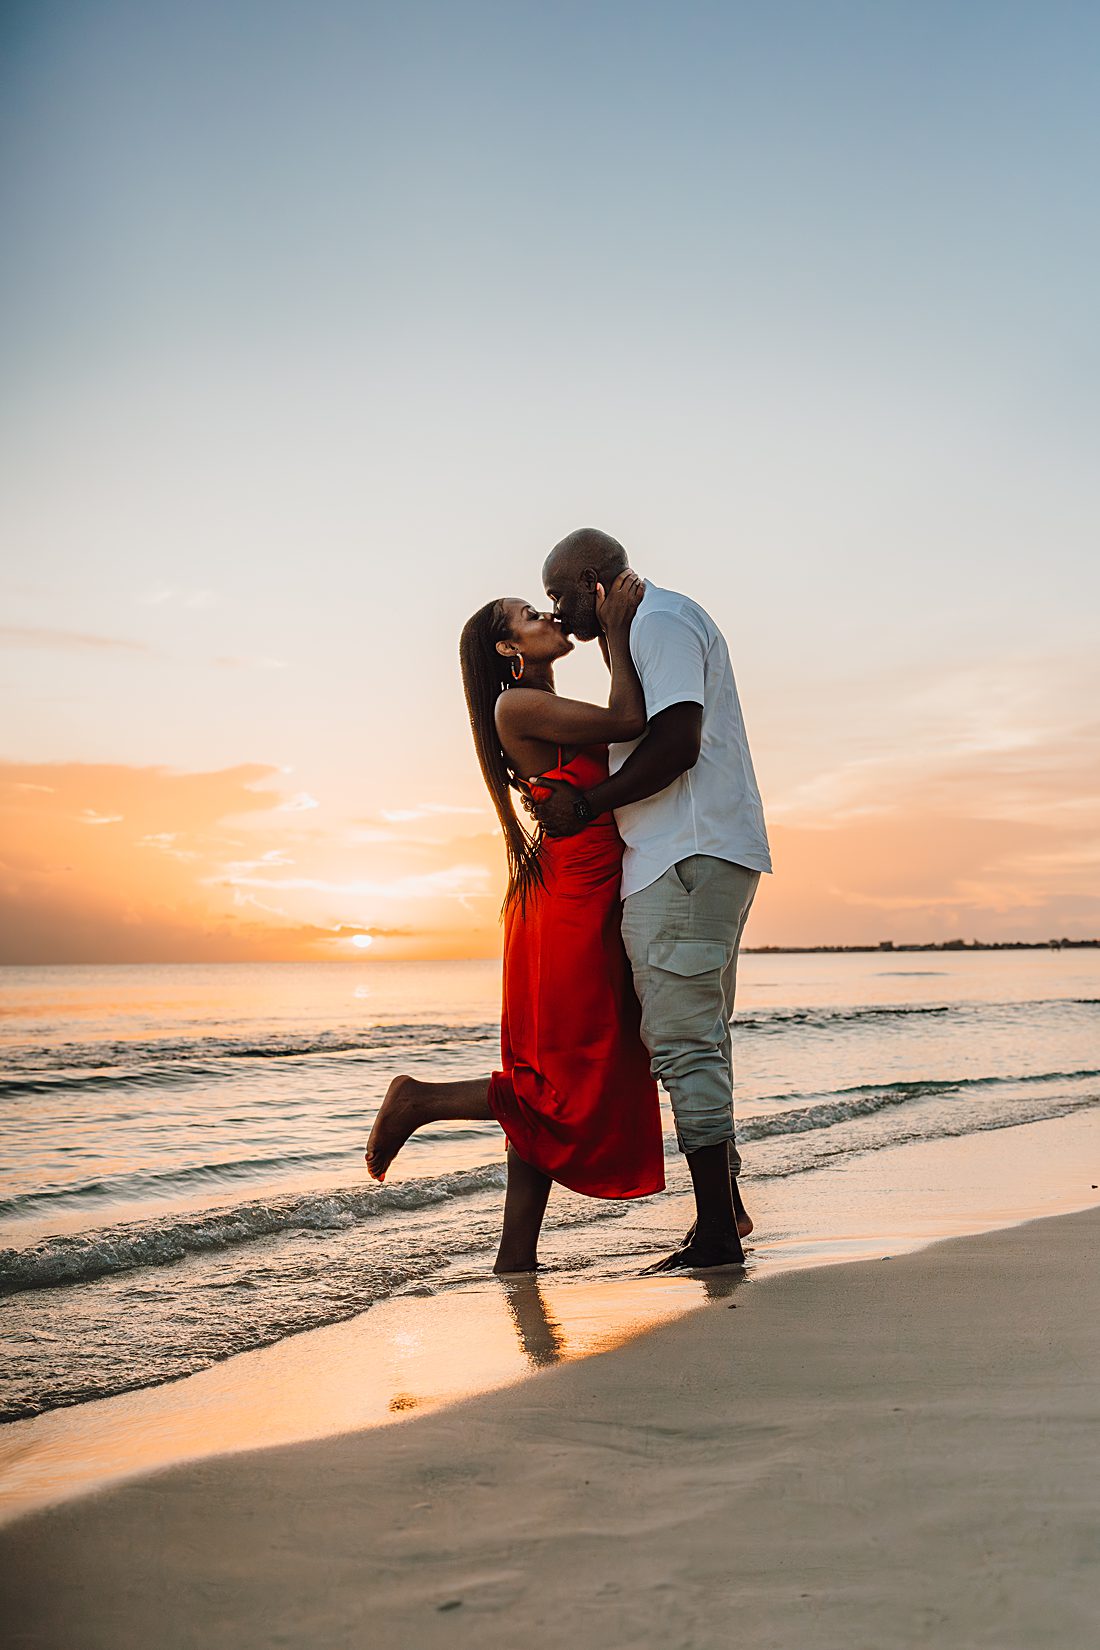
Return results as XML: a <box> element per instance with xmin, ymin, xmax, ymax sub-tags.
<box><xmin>756</xmin><ymin>1066</ymin><xmax>1100</xmax><ymax>1112</ymax></box>
<box><xmin>735</xmin><ymin>996</ymin><xmax>1098</xmax><ymax>1035</ymax></box>
<box><xmin>5</xmin><ymin>999</ymin><xmax>1097</xmax><ymax>1087</ymax></box>
<box><xmin>0</xmin><ymin>1021</ymin><xmax>499</xmax><ymax>1092</ymax></box>
<box><xmin>9</xmin><ymin>1062</ymin><xmax>1098</xmax><ymax>1295</ymax></box>
<box><xmin>0</xmin><ymin>1162</ymin><xmax>507</xmax><ymax>1295</ymax></box>
<box><xmin>0</xmin><ymin>1148</ymin><xmax>356</xmax><ymax>1217</ymax></box>
<box><xmin>739</xmin><ymin>1089</ymin><xmax>916</xmax><ymax>1140</ymax></box>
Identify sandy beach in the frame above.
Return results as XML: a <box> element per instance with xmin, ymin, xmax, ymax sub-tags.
<box><xmin>4</xmin><ymin>1201</ymin><xmax>1098</xmax><ymax>1649</ymax></box>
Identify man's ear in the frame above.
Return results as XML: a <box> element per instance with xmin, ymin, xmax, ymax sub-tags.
<box><xmin>579</xmin><ymin>567</ymin><xmax>598</xmax><ymax>590</ymax></box>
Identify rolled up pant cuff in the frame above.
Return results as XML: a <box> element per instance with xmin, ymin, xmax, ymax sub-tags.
<box><xmin>674</xmin><ymin>1121</ymin><xmax>738</xmax><ymax>1158</ymax></box>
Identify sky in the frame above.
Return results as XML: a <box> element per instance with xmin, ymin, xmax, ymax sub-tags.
<box><xmin>2</xmin><ymin>0</ymin><xmax>1098</xmax><ymax>961</ymax></box>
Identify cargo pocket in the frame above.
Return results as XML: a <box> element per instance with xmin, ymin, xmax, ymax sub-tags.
<box><xmin>643</xmin><ymin>941</ymin><xmax>729</xmax><ymax>1043</ymax></box>
<box><xmin>648</xmin><ymin>941</ymin><xmax>728</xmax><ymax>976</ymax></box>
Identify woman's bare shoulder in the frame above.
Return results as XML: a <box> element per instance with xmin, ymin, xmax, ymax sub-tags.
<box><xmin>494</xmin><ymin>689</ymin><xmax>544</xmax><ymax>735</ymax></box>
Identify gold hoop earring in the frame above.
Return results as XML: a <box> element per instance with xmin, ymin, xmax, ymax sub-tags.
<box><xmin>510</xmin><ymin>654</ymin><xmax>525</xmax><ymax>681</ymax></box>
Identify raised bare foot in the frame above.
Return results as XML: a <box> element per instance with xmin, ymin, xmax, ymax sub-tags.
<box><xmin>364</xmin><ymin>1075</ymin><xmax>425</xmax><ymax>1181</ymax></box>
<box><xmin>642</xmin><ymin>1237</ymin><xmax>746</xmax><ymax>1275</ymax></box>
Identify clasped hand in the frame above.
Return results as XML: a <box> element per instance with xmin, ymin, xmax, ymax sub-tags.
<box><xmin>520</xmin><ymin>776</ymin><xmax>586</xmax><ymax>838</ymax></box>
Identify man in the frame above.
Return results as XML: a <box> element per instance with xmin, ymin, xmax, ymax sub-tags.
<box><xmin>534</xmin><ymin>527</ymin><xmax>772</xmax><ymax>1271</ymax></box>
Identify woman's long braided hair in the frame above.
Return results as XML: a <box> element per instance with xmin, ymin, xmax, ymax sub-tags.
<box><xmin>459</xmin><ymin>600</ymin><xmax>545</xmax><ymax>914</ymax></box>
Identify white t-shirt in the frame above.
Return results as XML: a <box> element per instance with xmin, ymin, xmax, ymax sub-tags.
<box><xmin>609</xmin><ymin>583</ymin><xmax>773</xmax><ymax>899</ymax></box>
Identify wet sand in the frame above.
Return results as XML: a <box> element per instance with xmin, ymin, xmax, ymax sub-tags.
<box><xmin>3</xmin><ymin>1197</ymin><xmax>1099</xmax><ymax>1648</ymax></box>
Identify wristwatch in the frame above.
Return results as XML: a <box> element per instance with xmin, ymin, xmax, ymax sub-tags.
<box><xmin>573</xmin><ymin>792</ymin><xmax>595</xmax><ymax>826</ymax></box>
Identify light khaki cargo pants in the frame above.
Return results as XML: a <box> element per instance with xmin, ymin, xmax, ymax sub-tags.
<box><xmin>620</xmin><ymin>855</ymin><xmax>760</xmax><ymax>1161</ymax></box>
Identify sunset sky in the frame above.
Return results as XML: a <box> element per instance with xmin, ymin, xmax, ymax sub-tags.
<box><xmin>2</xmin><ymin>1</ymin><xmax>1098</xmax><ymax>962</ymax></box>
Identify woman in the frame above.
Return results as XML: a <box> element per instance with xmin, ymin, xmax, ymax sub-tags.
<box><xmin>364</xmin><ymin>571</ymin><xmax>664</xmax><ymax>1273</ymax></box>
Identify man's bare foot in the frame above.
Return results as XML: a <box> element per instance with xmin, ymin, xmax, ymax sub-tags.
<box><xmin>364</xmin><ymin>1075</ymin><xmax>426</xmax><ymax>1181</ymax></box>
<box><xmin>642</xmin><ymin>1237</ymin><xmax>746</xmax><ymax>1275</ymax></box>
<box><xmin>493</xmin><ymin>1255</ymin><xmax>540</xmax><ymax>1276</ymax></box>
<box><xmin>681</xmin><ymin>1176</ymin><xmax>753</xmax><ymax>1245</ymax></box>
<box><xmin>680</xmin><ymin>1211</ymin><xmax>753</xmax><ymax>1245</ymax></box>
<box><xmin>731</xmin><ymin>1177</ymin><xmax>754</xmax><ymax>1240</ymax></box>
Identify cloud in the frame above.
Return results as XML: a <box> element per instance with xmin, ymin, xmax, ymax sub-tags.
<box><xmin>3</xmin><ymin>704</ymin><xmax>1096</xmax><ymax>962</ymax></box>
<box><xmin>331</xmin><ymin>924</ymin><xmax>415</xmax><ymax>939</ymax></box>
<box><xmin>137</xmin><ymin>832</ymin><xmax>200</xmax><ymax>862</ymax></box>
<box><xmin>754</xmin><ymin>807</ymin><xmax>1100</xmax><ymax>946</ymax></box>
<box><xmin>0</xmin><ymin>626</ymin><xmax>153</xmax><ymax>654</ymax></box>
<box><xmin>0</xmin><ymin>760</ymin><xmax>501</xmax><ymax>961</ymax></box>
<box><xmin>213</xmin><ymin>864</ymin><xmax>491</xmax><ymax>902</ymax></box>
<box><xmin>768</xmin><ymin>658</ymin><xmax>1100</xmax><ymax>828</ymax></box>
<box><xmin>379</xmin><ymin>802</ymin><xmax>489</xmax><ymax>823</ymax></box>
<box><xmin>138</xmin><ymin>587</ymin><xmax>218</xmax><ymax>609</ymax></box>
<box><xmin>221</xmin><ymin>849</ymin><xmax>296</xmax><ymax>874</ymax></box>
<box><xmin>214</xmin><ymin>655</ymin><xmax>290</xmax><ymax>670</ymax></box>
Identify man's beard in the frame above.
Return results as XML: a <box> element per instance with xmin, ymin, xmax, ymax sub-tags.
<box><xmin>561</xmin><ymin>596</ymin><xmax>599</xmax><ymax>641</ymax></box>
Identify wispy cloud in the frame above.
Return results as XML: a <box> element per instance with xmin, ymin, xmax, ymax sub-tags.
<box><xmin>221</xmin><ymin>849</ymin><xmax>296</xmax><ymax>874</ymax></box>
<box><xmin>79</xmin><ymin>809</ymin><xmax>124</xmax><ymax>826</ymax></box>
<box><xmin>213</xmin><ymin>864</ymin><xmax>491</xmax><ymax>901</ymax></box>
<box><xmin>137</xmin><ymin>832</ymin><xmax>200</xmax><ymax>862</ymax></box>
<box><xmin>769</xmin><ymin>658</ymin><xmax>1100</xmax><ymax>826</ymax></box>
<box><xmin>214</xmin><ymin>655</ymin><xmax>290</xmax><ymax>670</ymax></box>
<box><xmin>0</xmin><ymin>626</ymin><xmax>153</xmax><ymax>655</ymax></box>
<box><xmin>276</xmin><ymin>792</ymin><xmax>319</xmax><ymax>812</ymax></box>
<box><xmin>138</xmin><ymin>587</ymin><xmax>218</xmax><ymax>609</ymax></box>
<box><xmin>379</xmin><ymin>802</ymin><xmax>488</xmax><ymax>823</ymax></box>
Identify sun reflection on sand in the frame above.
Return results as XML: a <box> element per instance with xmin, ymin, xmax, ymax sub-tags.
<box><xmin>0</xmin><ymin>1273</ymin><xmax>728</xmax><ymax>1525</ymax></box>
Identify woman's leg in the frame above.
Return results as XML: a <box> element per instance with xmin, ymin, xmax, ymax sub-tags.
<box><xmin>494</xmin><ymin>1145</ymin><xmax>553</xmax><ymax>1275</ymax></box>
<box><xmin>365</xmin><ymin>1074</ymin><xmax>493</xmax><ymax>1180</ymax></box>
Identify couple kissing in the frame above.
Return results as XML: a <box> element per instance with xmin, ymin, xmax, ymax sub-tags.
<box><xmin>366</xmin><ymin>526</ymin><xmax>772</xmax><ymax>1276</ymax></box>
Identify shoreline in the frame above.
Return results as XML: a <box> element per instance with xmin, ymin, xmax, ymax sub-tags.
<box><xmin>2</xmin><ymin>1106</ymin><xmax>1098</xmax><ymax>1531</ymax></box>
<box><xmin>3</xmin><ymin>1199</ymin><xmax>1098</xmax><ymax>1647</ymax></box>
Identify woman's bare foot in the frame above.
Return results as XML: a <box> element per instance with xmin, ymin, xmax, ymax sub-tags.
<box><xmin>365</xmin><ymin>1075</ymin><xmax>426</xmax><ymax>1181</ymax></box>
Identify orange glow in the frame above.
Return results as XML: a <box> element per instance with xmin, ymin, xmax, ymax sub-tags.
<box><xmin>2</xmin><ymin>742</ymin><xmax>1097</xmax><ymax>961</ymax></box>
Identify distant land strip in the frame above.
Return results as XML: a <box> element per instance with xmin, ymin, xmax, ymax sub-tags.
<box><xmin>744</xmin><ymin>939</ymin><xmax>1099</xmax><ymax>954</ymax></box>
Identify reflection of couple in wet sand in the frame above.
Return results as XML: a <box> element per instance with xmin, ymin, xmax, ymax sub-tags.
<box><xmin>366</xmin><ymin>527</ymin><xmax>772</xmax><ymax>1276</ymax></box>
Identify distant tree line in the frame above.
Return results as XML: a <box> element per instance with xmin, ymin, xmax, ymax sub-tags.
<box><xmin>745</xmin><ymin>938</ymin><xmax>1098</xmax><ymax>954</ymax></box>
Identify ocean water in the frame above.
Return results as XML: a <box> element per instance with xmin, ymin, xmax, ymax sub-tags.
<box><xmin>1</xmin><ymin>953</ymin><xmax>1098</xmax><ymax>1422</ymax></box>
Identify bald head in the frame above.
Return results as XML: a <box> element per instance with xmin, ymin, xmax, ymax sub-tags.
<box><xmin>542</xmin><ymin>527</ymin><xmax>629</xmax><ymax>641</ymax></box>
<box><xmin>543</xmin><ymin>527</ymin><xmax>628</xmax><ymax>590</ymax></box>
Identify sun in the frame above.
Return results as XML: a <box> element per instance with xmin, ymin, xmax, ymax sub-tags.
<box><xmin>348</xmin><ymin>933</ymin><xmax>374</xmax><ymax>950</ymax></box>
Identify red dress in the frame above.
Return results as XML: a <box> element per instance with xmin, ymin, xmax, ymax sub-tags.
<box><xmin>488</xmin><ymin>746</ymin><xmax>665</xmax><ymax>1199</ymax></box>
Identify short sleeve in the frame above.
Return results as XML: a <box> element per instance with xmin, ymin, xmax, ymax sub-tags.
<box><xmin>632</xmin><ymin>608</ymin><xmax>706</xmax><ymax>720</ymax></box>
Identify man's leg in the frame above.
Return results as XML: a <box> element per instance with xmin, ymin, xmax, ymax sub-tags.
<box><xmin>720</xmin><ymin>873</ymin><xmax>760</xmax><ymax>1234</ymax></box>
<box><xmin>621</xmin><ymin>857</ymin><xmax>759</xmax><ymax>1271</ymax></box>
